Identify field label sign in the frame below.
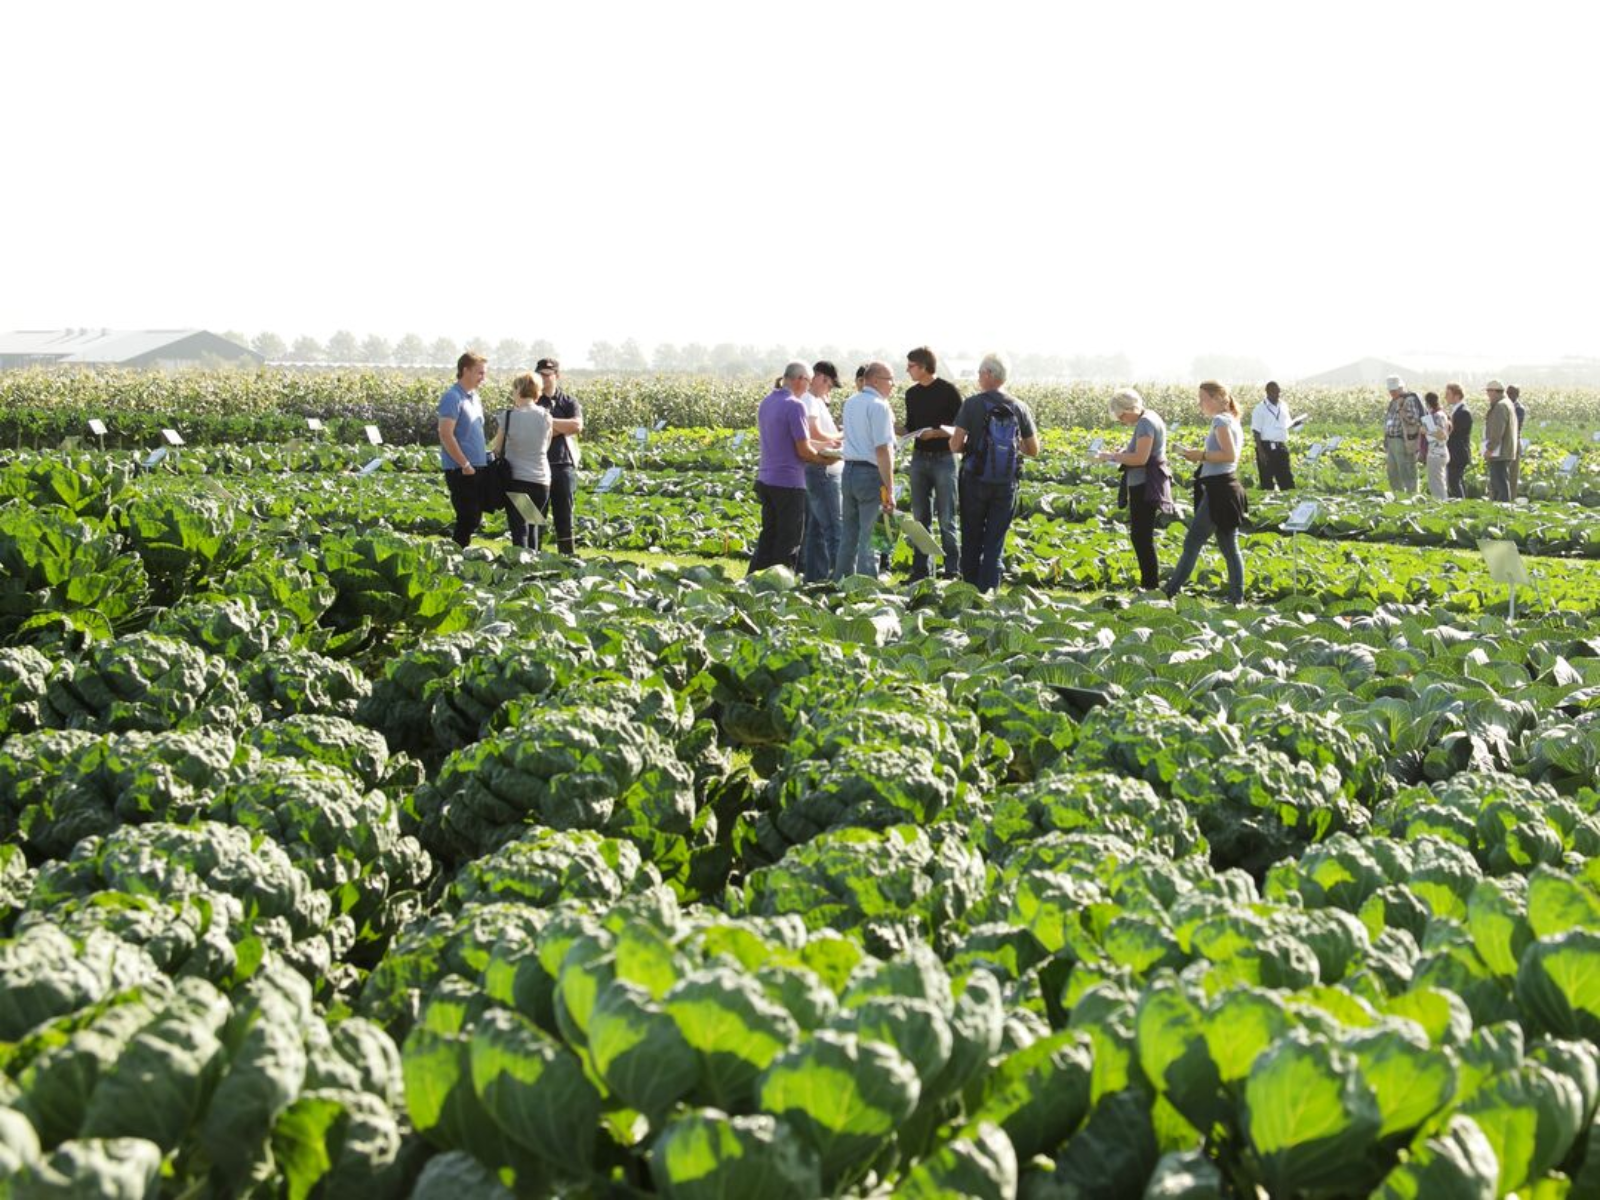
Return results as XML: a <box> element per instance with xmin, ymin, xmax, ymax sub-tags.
<box><xmin>731</xmin><ymin>431</ymin><xmax>747</xmax><ymax>450</ymax></box>
<box><xmin>596</xmin><ymin>466</ymin><xmax>623</xmax><ymax>493</ymax></box>
<box><xmin>306</xmin><ymin>417</ymin><xmax>324</xmax><ymax>432</ymax></box>
<box><xmin>359</xmin><ymin>457</ymin><xmax>384</xmax><ymax>476</ymax></box>
<box><xmin>1478</xmin><ymin>539</ymin><xmax>1530</xmax><ymax>585</ymax></box>
<box><xmin>508</xmin><ymin>491</ymin><xmax>547</xmax><ymax>525</ymax></box>
<box><xmin>1086</xmin><ymin>436</ymin><xmax>1105</xmax><ymax>459</ymax></box>
<box><xmin>1560</xmin><ymin>453</ymin><xmax>1580</xmax><ymax>476</ymax></box>
<box><xmin>653</xmin><ymin>419</ymin><xmax>668</xmax><ymax>431</ymax></box>
<box><xmin>1326</xmin><ymin>435</ymin><xmax>1344</xmax><ymax>450</ymax></box>
<box><xmin>364</xmin><ymin>425</ymin><xmax>384</xmax><ymax>446</ymax></box>
<box><xmin>633</xmin><ymin>427</ymin><xmax>650</xmax><ymax>445</ymax></box>
<box><xmin>88</xmin><ymin>418</ymin><xmax>108</xmax><ymax>436</ymax></box>
<box><xmin>143</xmin><ymin>447</ymin><xmax>169</xmax><ymax>468</ymax></box>
<box><xmin>1305</xmin><ymin>442</ymin><xmax>1326</xmax><ymax>463</ymax></box>
<box><xmin>1283</xmin><ymin>501</ymin><xmax>1319</xmax><ymax>532</ymax></box>
<box><xmin>161</xmin><ymin>428</ymin><xmax>185</xmax><ymax>446</ymax></box>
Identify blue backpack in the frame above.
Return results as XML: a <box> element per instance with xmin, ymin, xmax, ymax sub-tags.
<box><xmin>968</xmin><ymin>396</ymin><xmax>1022</xmax><ymax>485</ymax></box>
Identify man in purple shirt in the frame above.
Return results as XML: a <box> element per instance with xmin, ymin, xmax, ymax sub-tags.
<box><xmin>749</xmin><ymin>360</ymin><xmax>828</xmax><ymax>574</ymax></box>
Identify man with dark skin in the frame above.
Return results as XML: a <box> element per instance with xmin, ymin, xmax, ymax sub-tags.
<box><xmin>1250</xmin><ymin>380</ymin><xmax>1295</xmax><ymax>490</ymax></box>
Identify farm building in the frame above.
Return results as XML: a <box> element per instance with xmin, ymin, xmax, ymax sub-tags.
<box><xmin>0</xmin><ymin>329</ymin><xmax>262</xmax><ymax>371</ymax></box>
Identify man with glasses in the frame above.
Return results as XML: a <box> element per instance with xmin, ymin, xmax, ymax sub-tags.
<box><xmin>751</xmin><ymin>361</ymin><xmax>828</xmax><ymax>574</ymax></box>
<box><xmin>834</xmin><ymin>362</ymin><xmax>898</xmax><ymax>580</ymax></box>
<box><xmin>535</xmin><ymin>358</ymin><xmax>583</xmax><ymax>554</ymax></box>
<box><xmin>900</xmin><ymin>346</ymin><xmax>962</xmax><ymax>580</ymax></box>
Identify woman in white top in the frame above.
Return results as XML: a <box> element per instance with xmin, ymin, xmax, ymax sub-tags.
<box><xmin>1420</xmin><ymin>391</ymin><xmax>1452</xmax><ymax>501</ymax></box>
<box><xmin>1163</xmin><ymin>380</ymin><xmax>1248</xmax><ymax>604</ymax></box>
<box><xmin>799</xmin><ymin>361</ymin><xmax>845</xmax><ymax>582</ymax></box>
<box><xmin>491</xmin><ymin>373</ymin><xmax>554</xmax><ymax>549</ymax></box>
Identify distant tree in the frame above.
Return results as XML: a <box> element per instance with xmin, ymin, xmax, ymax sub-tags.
<box><xmin>290</xmin><ymin>336</ymin><xmax>324</xmax><ymax>362</ymax></box>
<box><xmin>221</xmin><ymin>330</ymin><xmax>250</xmax><ymax>349</ymax></box>
<box><xmin>251</xmin><ymin>332</ymin><xmax>286</xmax><ymax>360</ymax></box>
<box><xmin>528</xmin><ymin>338</ymin><xmax>558</xmax><ymax>363</ymax></box>
<box><xmin>495</xmin><ymin>338</ymin><xmax>527</xmax><ymax>368</ymax></box>
<box><xmin>616</xmin><ymin>338</ymin><xmax>647</xmax><ymax>371</ymax></box>
<box><xmin>327</xmin><ymin>330</ymin><xmax>359</xmax><ymax>362</ymax></box>
<box><xmin>652</xmin><ymin>343</ymin><xmax>682</xmax><ymax>371</ymax></box>
<box><xmin>360</xmin><ymin>335</ymin><xmax>393</xmax><ymax>365</ymax></box>
<box><xmin>428</xmin><ymin>337</ymin><xmax>458</xmax><ymax>365</ymax></box>
<box><xmin>394</xmin><ymin>334</ymin><xmax>427</xmax><ymax>364</ymax></box>
<box><xmin>589</xmin><ymin>340</ymin><xmax>619</xmax><ymax>370</ymax></box>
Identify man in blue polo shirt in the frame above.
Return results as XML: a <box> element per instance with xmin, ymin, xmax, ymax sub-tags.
<box><xmin>437</xmin><ymin>351</ymin><xmax>488</xmax><ymax>546</ymax></box>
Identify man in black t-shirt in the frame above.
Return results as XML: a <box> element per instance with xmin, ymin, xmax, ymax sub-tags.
<box><xmin>535</xmin><ymin>357</ymin><xmax>584</xmax><ymax>555</ymax></box>
<box><xmin>899</xmin><ymin>346</ymin><xmax>963</xmax><ymax>580</ymax></box>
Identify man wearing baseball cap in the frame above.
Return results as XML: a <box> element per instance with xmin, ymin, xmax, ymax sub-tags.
<box><xmin>1483</xmin><ymin>379</ymin><xmax>1518</xmax><ymax>503</ymax></box>
<box><xmin>1381</xmin><ymin>374</ymin><xmax>1424</xmax><ymax>495</ymax></box>
<box><xmin>535</xmin><ymin>358</ymin><xmax>584</xmax><ymax>554</ymax></box>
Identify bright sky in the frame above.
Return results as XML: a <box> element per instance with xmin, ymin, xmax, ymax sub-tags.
<box><xmin>5</xmin><ymin>0</ymin><xmax>1598</xmax><ymax>377</ymax></box>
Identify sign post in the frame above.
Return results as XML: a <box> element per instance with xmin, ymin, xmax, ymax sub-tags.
<box><xmin>88</xmin><ymin>418</ymin><xmax>108</xmax><ymax>452</ymax></box>
<box><xmin>1282</xmin><ymin>501</ymin><xmax>1319</xmax><ymax>593</ymax></box>
<box><xmin>364</xmin><ymin>425</ymin><xmax>383</xmax><ymax>446</ymax></box>
<box><xmin>1479</xmin><ymin>539</ymin><xmax>1531</xmax><ymax>622</ymax></box>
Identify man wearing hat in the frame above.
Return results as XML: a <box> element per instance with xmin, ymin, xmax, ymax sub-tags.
<box><xmin>1381</xmin><ymin>375</ymin><xmax>1424</xmax><ymax>494</ymax></box>
<box><xmin>1483</xmin><ymin>380</ymin><xmax>1518</xmax><ymax>503</ymax></box>
<box><xmin>535</xmin><ymin>358</ymin><xmax>584</xmax><ymax>554</ymax></box>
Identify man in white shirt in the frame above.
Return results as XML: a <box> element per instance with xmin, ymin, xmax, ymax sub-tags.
<box><xmin>833</xmin><ymin>361</ymin><xmax>897</xmax><ymax>580</ymax></box>
<box><xmin>1250</xmin><ymin>381</ymin><xmax>1294</xmax><ymax>490</ymax></box>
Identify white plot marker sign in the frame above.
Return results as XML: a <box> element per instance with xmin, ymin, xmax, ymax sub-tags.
<box><xmin>306</xmin><ymin>417</ymin><xmax>324</xmax><ymax>432</ymax></box>
<box><xmin>364</xmin><ymin>425</ymin><xmax>383</xmax><ymax>446</ymax></box>
<box><xmin>1479</xmin><ymin>538</ymin><xmax>1531</xmax><ymax>621</ymax></box>
<box><xmin>508</xmin><ymin>491</ymin><xmax>547</xmax><ymax>525</ymax></box>
<box><xmin>596</xmin><ymin>467</ymin><xmax>623</xmax><ymax>494</ymax></box>
<box><xmin>143</xmin><ymin>447</ymin><xmax>169</xmax><ymax>469</ymax></box>
<box><xmin>88</xmin><ymin>419</ymin><xmax>108</xmax><ymax>437</ymax></box>
<box><xmin>359</xmin><ymin>457</ymin><xmax>385</xmax><ymax>477</ymax></box>
<box><xmin>161</xmin><ymin>428</ymin><xmax>185</xmax><ymax>447</ymax></box>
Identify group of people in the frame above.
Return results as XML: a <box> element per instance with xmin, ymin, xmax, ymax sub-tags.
<box><xmin>1381</xmin><ymin>376</ymin><xmax>1526</xmax><ymax>502</ymax></box>
<box><xmin>748</xmin><ymin>350</ymin><xmax>1040</xmax><ymax>593</ymax></box>
<box><xmin>435</xmin><ymin>352</ymin><xmax>583</xmax><ymax>552</ymax></box>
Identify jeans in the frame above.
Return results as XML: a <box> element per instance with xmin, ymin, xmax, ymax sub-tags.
<box><xmin>548</xmin><ymin>464</ymin><xmax>577</xmax><ymax>554</ymax></box>
<box><xmin>802</xmin><ymin>465</ymin><xmax>842</xmax><ymax>583</ymax></box>
<box><xmin>1127</xmin><ymin>488</ymin><xmax>1162</xmax><ymax>590</ymax></box>
<box><xmin>505</xmin><ymin>479</ymin><xmax>550</xmax><ymax>549</ymax></box>
<box><xmin>959</xmin><ymin>475</ymin><xmax>1017</xmax><ymax>593</ymax></box>
<box><xmin>444</xmin><ymin>468</ymin><xmax>484</xmax><ymax>547</ymax></box>
<box><xmin>909</xmin><ymin>452</ymin><xmax>959</xmax><ymax>579</ymax></box>
<box><xmin>750</xmin><ymin>481</ymin><xmax>808</xmax><ymax>574</ymax></box>
<box><xmin>1447</xmin><ymin>458</ymin><xmax>1469</xmax><ymax>499</ymax></box>
<box><xmin>1384</xmin><ymin>437</ymin><xmax>1418</xmax><ymax>494</ymax></box>
<box><xmin>835</xmin><ymin>462</ymin><xmax>884</xmax><ymax>580</ymax></box>
<box><xmin>1164</xmin><ymin>492</ymin><xmax>1245</xmax><ymax>603</ymax></box>
<box><xmin>1488</xmin><ymin>459</ymin><xmax>1512</xmax><ymax>502</ymax></box>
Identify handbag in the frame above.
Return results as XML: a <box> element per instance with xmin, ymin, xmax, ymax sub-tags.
<box><xmin>483</xmin><ymin>410</ymin><xmax>514</xmax><ymax>506</ymax></box>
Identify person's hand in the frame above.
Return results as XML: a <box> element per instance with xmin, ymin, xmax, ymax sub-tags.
<box><xmin>1181</xmin><ymin>447</ymin><xmax>1204</xmax><ymax>462</ymax></box>
<box><xmin>462</xmin><ymin>463</ymin><xmax>476</xmax><ymax>475</ymax></box>
<box><xmin>880</xmin><ymin>485</ymin><xmax>895</xmax><ymax>513</ymax></box>
<box><xmin>1097</xmin><ymin>451</ymin><xmax>1117</xmax><ymax>463</ymax></box>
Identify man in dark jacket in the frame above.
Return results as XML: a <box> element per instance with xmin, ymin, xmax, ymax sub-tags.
<box><xmin>1444</xmin><ymin>383</ymin><xmax>1472</xmax><ymax>499</ymax></box>
<box><xmin>1507</xmin><ymin>385</ymin><xmax>1528</xmax><ymax>500</ymax></box>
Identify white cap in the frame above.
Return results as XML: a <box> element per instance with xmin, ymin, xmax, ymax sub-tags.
<box><xmin>1384</xmin><ymin>375</ymin><xmax>1405</xmax><ymax>392</ymax></box>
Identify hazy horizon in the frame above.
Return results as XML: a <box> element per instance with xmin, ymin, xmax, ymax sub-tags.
<box><xmin>6</xmin><ymin>1</ymin><xmax>1598</xmax><ymax>380</ymax></box>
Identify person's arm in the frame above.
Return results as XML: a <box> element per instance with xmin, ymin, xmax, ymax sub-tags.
<box><xmin>794</xmin><ymin>437</ymin><xmax>825</xmax><ymax>464</ymax></box>
<box><xmin>437</xmin><ymin>416</ymin><xmax>474</xmax><ymax>473</ymax></box>
<box><xmin>874</xmin><ymin>442</ymin><xmax>895</xmax><ymax>509</ymax></box>
<box><xmin>1106</xmin><ymin>434</ymin><xmax>1154</xmax><ymax>467</ymax></box>
<box><xmin>807</xmin><ymin>416</ymin><xmax>841</xmax><ymax>446</ymax></box>
<box><xmin>948</xmin><ymin>426</ymin><xmax>968</xmax><ymax>453</ymax></box>
<box><xmin>490</xmin><ymin>413</ymin><xmax>506</xmax><ymax>458</ymax></box>
<box><xmin>917</xmin><ymin>425</ymin><xmax>954</xmax><ymax>442</ymax></box>
<box><xmin>1019</xmin><ymin>406</ymin><xmax>1041</xmax><ymax>458</ymax></box>
<box><xmin>550</xmin><ymin>397</ymin><xmax>583</xmax><ymax>437</ymax></box>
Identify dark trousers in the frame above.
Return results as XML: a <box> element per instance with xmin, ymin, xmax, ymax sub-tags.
<box><xmin>908</xmin><ymin>452</ymin><xmax>959</xmax><ymax>580</ymax></box>
<box><xmin>1488</xmin><ymin>459</ymin><xmax>1512</xmax><ymax>503</ymax></box>
<box><xmin>1127</xmin><ymin>490</ymin><xmax>1162</xmax><ymax>590</ymax></box>
<box><xmin>959</xmin><ymin>476</ymin><xmax>1016</xmax><ymax>593</ymax></box>
<box><xmin>749</xmin><ymin>481</ymin><xmax>807</xmax><ymax>574</ymax></box>
<box><xmin>1254</xmin><ymin>442</ymin><xmax>1294</xmax><ymax>490</ymax></box>
<box><xmin>505</xmin><ymin>479</ymin><xmax>550</xmax><ymax>549</ymax></box>
<box><xmin>1446</xmin><ymin>459</ymin><xmax>1469</xmax><ymax>499</ymax></box>
<box><xmin>548</xmin><ymin>464</ymin><xmax>576</xmax><ymax>554</ymax></box>
<box><xmin>444</xmin><ymin>468</ymin><xmax>484</xmax><ymax>547</ymax></box>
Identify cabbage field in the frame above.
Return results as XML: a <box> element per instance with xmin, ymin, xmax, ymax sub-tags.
<box><xmin>2</xmin><ymin>372</ymin><xmax>1600</xmax><ymax>1198</ymax></box>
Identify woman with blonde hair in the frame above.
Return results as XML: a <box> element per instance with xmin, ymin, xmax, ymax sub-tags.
<box><xmin>1097</xmin><ymin>387</ymin><xmax>1169</xmax><ymax>590</ymax></box>
<box><xmin>491</xmin><ymin>372</ymin><xmax>554</xmax><ymax>549</ymax></box>
<box><xmin>1163</xmin><ymin>380</ymin><xmax>1247</xmax><ymax>604</ymax></box>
